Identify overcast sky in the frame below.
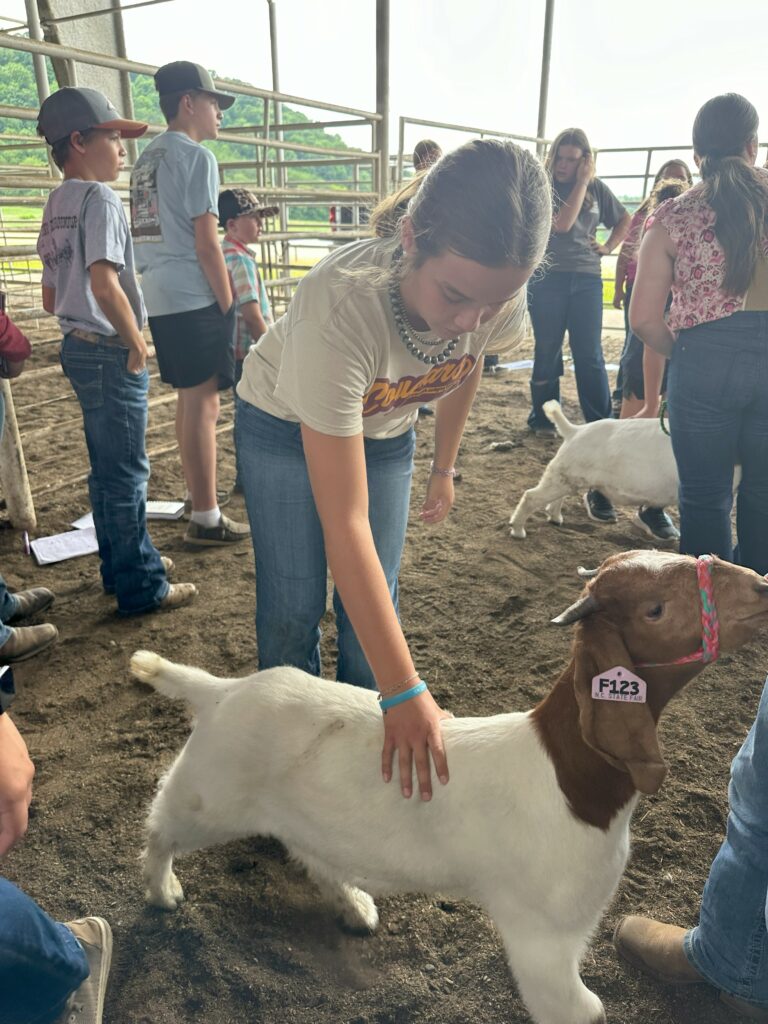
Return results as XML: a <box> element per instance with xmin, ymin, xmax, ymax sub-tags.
<box><xmin>7</xmin><ymin>0</ymin><xmax>768</xmax><ymax>184</ymax></box>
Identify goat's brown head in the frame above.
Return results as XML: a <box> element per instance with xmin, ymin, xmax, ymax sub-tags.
<box><xmin>552</xmin><ymin>551</ymin><xmax>768</xmax><ymax>795</ymax></box>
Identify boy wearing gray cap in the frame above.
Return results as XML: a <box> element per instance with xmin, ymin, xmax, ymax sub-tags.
<box><xmin>130</xmin><ymin>62</ymin><xmax>250</xmax><ymax>547</ymax></box>
<box><xmin>36</xmin><ymin>87</ymin><xmax>197</xmax><ymax>615</ymax></box>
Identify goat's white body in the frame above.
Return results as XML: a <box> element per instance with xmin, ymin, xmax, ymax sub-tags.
<box><xmin>137</xmin><ymin>653</ymin><xmax>636</xmax><ymax>1024</ymax></box>
<box><xmin>510</xmin><ymin>401</ymin><xmax>678</xmax><ymax>539</ymax></box>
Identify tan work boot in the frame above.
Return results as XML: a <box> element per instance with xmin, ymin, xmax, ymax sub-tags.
<box><xmin>0</xmin><ymin>624</ymin><xmax>58</xmax><ymax>663</ymax></box>
<box><xmin>614</xmin><ymin>916</ymin><xmax>768</xmax><ymax>1020</ymax></box>
<box><xmin>160</xmin><ymin>556</ymin><xmax>174</xmax><ymax>577</ymax></box>
<box><xmin>614</xmin><ymin>917</ymin><xmax>703</xmax><ymax>984</ymax></box>
<box><xmin>7</xmin><ymin>587</ymin><xmax>55</xmax><ymax>623</ymax></box>
<box><xmin>159</xmin><ymin>583</ymin><xmax>197</xmax><ymax>610</ymax></box>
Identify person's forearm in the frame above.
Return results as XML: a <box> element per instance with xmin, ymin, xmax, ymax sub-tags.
<box><xmin>196</xmin><ymin>244</ymin><xmax>233</xmax><ymax>313</ymax></box>
<box><xmin>631</xmin><ymin>317</ymin><xmax>676</xmax><ymax>357</ymax></box>
<box><xmin>602</xmin><ymin>214</ymin><xmax>631</xmax><ymax>254</ymax></box>
<box><xmin>433</xmin><ymin>357</ymin><xmax>483</xmax><ymax>468</ymax></box>
<box><xmin>552</xmin><ymin>181</ymin><xmax>588</xmax><ymax>233</ymax></box>
<box><xmin>242</xmin><ymin>305</ymin><xmax>269</xmax><ymax>343</ymax></box>
<box><xmin>614</xmin><ymin>252</ymin><xmax>629</xmax><ymax>292</ymax></box>
<box><xmin>91</xmin><ymin>278</ymin><xmax>145</xmax><ymax>350</ymax></box>
<box><xmin>641</xmin><ymin>346</ymin><xmax>667</xmax><ymax>412</ymax></box>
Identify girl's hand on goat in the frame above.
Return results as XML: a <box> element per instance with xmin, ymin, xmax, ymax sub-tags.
<box><xmin>381</xmin><ymin>689</ymin><xmax>451</xmax><ymax>800</ymax></box>
<box><xmin>419</xmin><ymin>473</ymin><xmax>454</xmax><ymax>525</ymax></box>
<box><xmin>0</xmin><ymin>714</ymin><xmax>35</xmax><ymax>856</ymax></box>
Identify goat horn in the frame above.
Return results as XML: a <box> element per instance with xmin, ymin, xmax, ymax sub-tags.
<box><xmin>551</xmin><ymin>593</ymin><xmax>600</xmax><ymax>625</ymax></box>
<box><xmin>576</xmin><ymin>566</ymin><xmax>599</xmax><ymax>579</ymax></box>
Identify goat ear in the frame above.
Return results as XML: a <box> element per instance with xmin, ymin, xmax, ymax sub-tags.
<box><xmin>572</xmin><ymin>621</ymin><xmax>667</xmax><ymax>795</ymax></box>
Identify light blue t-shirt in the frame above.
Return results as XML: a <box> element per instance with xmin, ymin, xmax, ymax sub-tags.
<box><xmin>130</xmin><ymin>131</ymin><xmax>220</xmax><ymax>316</ymax></box>
<box><xmin>37</xmin><ymin>179</ymin><xmax>146</xmax><ymax>338</ymax></box>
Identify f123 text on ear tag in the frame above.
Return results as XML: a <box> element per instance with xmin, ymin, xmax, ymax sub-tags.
<box><xmin>591</xmin><ymin>666</ymin><xmax>647</xmax><ymax>703</ymax></box>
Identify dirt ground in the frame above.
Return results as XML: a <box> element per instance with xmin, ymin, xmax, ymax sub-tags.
<box><xmin>2</xmin><ymin>325</ymin><xmax>764</xmax><ymax>1024</ymax></box>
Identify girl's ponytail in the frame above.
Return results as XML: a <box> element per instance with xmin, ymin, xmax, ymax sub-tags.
<box><xmin>693</xmin><ymin>94</ymin><xmax>768</xmax><ymax>295</ymax></box>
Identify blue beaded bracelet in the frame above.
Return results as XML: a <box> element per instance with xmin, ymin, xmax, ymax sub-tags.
<box><xmin>378</xmin><ymin>680</ymin><xmax>427</xmax><ymax>713</ymax></box>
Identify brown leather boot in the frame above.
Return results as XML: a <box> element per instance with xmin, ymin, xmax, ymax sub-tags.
<box><xmin>613</xmin><ymin>916</ymin><xmax>703</xmax><ymax>984</ymax></box>
<box><xmin>0</xmin><ymin>624</ymin><xmax>58</xmax><ymax>663</ymax></box>
<box><xmin>7</xmin><ymin>587</ymin><xmax>54</xmax><ymax>623</ymax></box>
<box><xmin>614</xmin><ymin>917</ymin><xmax>768</xmax><ymax>1021</ymax></box>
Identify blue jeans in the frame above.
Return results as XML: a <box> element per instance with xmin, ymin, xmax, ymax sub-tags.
<box><xmin>527</xmin><ymin>270</ymin><xmax>611</xmax><ymax>427</ymax></box>
<box><xmin>685</xmin><ymin>675</ymin><xmax>768</xmax><ymax>1008</ymax></box>
<box><xmin>232</xmin><ymin>357</ymin><xmax>244</xmax><ymax>489</ymax></box>
<box><xmin>667</xmin><ymin>313</ymin><xmax>768</xmax><ymax>576</ymax></box>
<box><xmin>0</xmin><ymin>877</ymin><xmax>88</xmax><ymax>1024</ymax></box>
<box><xmin>235</xmin><ymin>400</ymin><xmax>415</xmax><ymax>688</ymax></box>
<box><xmin>60</xmin><ymin>336</ymin><xmax>168</xmax><ymax>614</ymax></box>
<box><xmin>0</xmin><ymin>573</ymin><xmax>23</xmax><ymax>649</ymax></box>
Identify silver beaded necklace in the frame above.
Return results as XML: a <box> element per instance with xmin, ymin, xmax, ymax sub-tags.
<box><xmin>388</xmin><ymin>250</ymin><xmax>460</xmax><ymax>365</ymax></box>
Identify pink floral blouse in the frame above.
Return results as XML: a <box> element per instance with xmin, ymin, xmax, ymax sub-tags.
<box><xmin>646</xmin><ymin>176</ymin><xmax>768</xmax><ymax>331</ymax></box>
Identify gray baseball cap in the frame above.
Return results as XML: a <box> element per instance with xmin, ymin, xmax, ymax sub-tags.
<box><xmin>154</xmin><ymin>61</ymin><xmax>235</xmax><ymax>109</ymax></box>
<box><xmin>37</xmin><ymin>87</ymin><xmax>148</xmax><ymax>146</ymax></box>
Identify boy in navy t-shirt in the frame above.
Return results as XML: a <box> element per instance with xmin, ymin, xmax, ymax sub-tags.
<box><xmin>36</xmin><ymin>87</ymin><xmax>197</xmax><ymax>614</ymax></box>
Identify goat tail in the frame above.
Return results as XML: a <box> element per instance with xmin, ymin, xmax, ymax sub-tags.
<box><xmin>542</xmin><ymin>400</ymin><xmax>578</xmax><ymax>440</ymax></box>
<box><xmin>130</xmin><ymin>650</ymin><xmax>222</xmax><ymax>712</ymax></box>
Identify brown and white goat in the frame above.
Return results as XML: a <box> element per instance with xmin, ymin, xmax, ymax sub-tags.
<box><xmin>132</xmin><ymin>551</ymin><xmax>768</xmax><ymax>1024</ymax></box>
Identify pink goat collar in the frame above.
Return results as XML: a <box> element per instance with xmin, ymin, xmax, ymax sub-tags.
<box><xmin>637</xmin><ymin>554</ymin><xmax>720</xmax><ymax>668</ymax></box>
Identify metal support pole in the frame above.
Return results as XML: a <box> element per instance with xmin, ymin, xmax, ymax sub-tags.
<box><xmin>23</xmin><ymin>0</ymin><xmax>49</xmax><ymax>104</ymax></box>
<box><xmin>109</xmin><ymin>0</ymin><xmax>139</xmax><ymax>164</ymax></box>
<box><xmin>376</xmin><ymin>0</ymin><xmax>390</xmax><ymax>197</ymax></box>
<box><xmin>536</xmin><ymin>0</ymin><xmax>555</xmax><ymax>156</ymax></box>
<box><xmin>267</xmin><ymin>0</ymin><xmax>289</xmax><ymax>306</ymax></box>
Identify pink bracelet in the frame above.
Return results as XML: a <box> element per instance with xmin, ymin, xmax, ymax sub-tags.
<box><xmin>430</xmin><ymin>461</ymin><xmax>456</xmax><ymax>478</ymax></box>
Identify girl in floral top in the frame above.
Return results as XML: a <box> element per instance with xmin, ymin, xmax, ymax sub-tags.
<box><xmin>630</xmin><ymin>93</ymin><xmax>768</xmax><ymax>575</ymax></box>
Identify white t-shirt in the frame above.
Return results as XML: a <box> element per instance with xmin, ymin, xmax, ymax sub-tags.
<box><xmin>237</xmin><ymin>238</ymin><xmax>521</xmax><ymax>440</ymax></box>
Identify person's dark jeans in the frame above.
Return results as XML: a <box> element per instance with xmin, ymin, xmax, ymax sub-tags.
<box><xmin>233</xmin><ymin>357</ymin><xmax>244</xmax><ymax>489</ymax></box>
<box><xmin>667</xmin><ymin>312</ymin><xmax>768</xmax><ymax>576</ymax></box>
<box><xmin>0</xmin><ymin>877</ymin><xmax>89</xmax><ymax>1024</ymax></box>
<box><xmin>61</xmin><ymin>335</ymin><xmax>169</xmax><ymax>614</ymax></box>
<box><xmin>527</xmin><ymin>270</ymin><xmax>611</xmax><ymax>428</ymax></box>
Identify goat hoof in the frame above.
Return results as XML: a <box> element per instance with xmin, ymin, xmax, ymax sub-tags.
<box><xmin>130</xmin><ymin>650</ymin><xmax>164</xmax><ymax>683</ymax></box>
<box><xmin>546</xmin><ymin>515</ymin><xmax>563</xmax><ymax>526</ymax></box>
<box><xmin>146</xmin><ymin>873</ymin><xmax>185</xmax><ymax>910</ymax></box>
<box><xmin>339</xmin><ymin>887</ymin><xmax>379</xmax><ymax>933</ymax></box>
<box><xmin>509</xmin><ymin>526</ymin><xmax>526</xmax><ymax>540</ymax></box>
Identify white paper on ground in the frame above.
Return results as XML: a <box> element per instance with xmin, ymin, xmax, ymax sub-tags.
<box><xmin>71</xmin><ymin>500</ymin><xmax>185</xmax><ymax>531</ymax></box>
<box><xmin>30</xmin><ymin>527</ymin><xmax>99</xmax><ymax>565</ymax></box>
<box><xmin>498</xmin><ymin>359</ymin><xmax>534</xmax><ymax>370</ymax></box>
<box><xmin>145</xmin><ymin>500</ymin><xmax>185</xmax><ymax>520</ymax></box>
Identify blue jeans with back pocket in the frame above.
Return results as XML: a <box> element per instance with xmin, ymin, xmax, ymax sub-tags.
<box><xmin>666</xmin><ymin>312</ymin><xmax>768</xmax><ymax>576</ymax></box>
<box><xmin>60</xmin><ymin>335</ymin><xmax>168</xmax><ymax>614</ymax></box>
